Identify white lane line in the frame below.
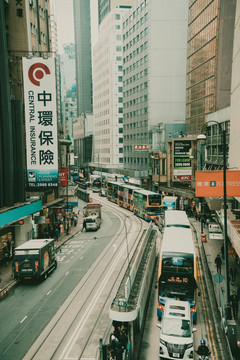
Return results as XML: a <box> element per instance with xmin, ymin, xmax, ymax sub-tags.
<box><xmin>20</xmin><ymin>316</ymin><xmax>27</xmax><ymax>324</ymax></box>
<box><xmin>47</xmin><ymin>290</ymin><xmax>52</xmax><ymax>296</ymax></box>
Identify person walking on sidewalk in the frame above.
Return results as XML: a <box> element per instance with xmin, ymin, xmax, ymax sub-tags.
<box><xmin>230</xmin><ymin>290</ymin><xmax>239</xmax><ymax>320</ymax></box>
<box><xmin>215</xmin><ymin>254</ymin><xmax>222</xmax><ymax>274</ymax></box>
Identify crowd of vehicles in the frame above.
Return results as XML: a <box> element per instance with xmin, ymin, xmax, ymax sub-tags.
<box><xmin>157</xmin><ymin>218</ymin><xmax>197</xmax><ymax>323</ymax></box>
<box><xmin>13</xmin><ymin>238</ymin><xmax>57</xmax><ymax>281</ymax></box>
<box><xmin>106</xmin><ymin>181</ymin><xmax>162</xmax><ymax>222</ymax></box>
<box><xmin>157</xmin><ymin>299</ymin><xmax>196</xmax><ymax>359</ymax></box>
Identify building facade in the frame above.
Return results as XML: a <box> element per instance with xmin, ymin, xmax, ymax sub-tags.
<box><xmin>186</xmin><ymin>0</ymin><xmax>236</xmax><ymax>136</ymax></box>
<box><xmin>122</xmin><ymin>0</ymin><xmax>188</xmax><ymax>181</ymax></box>
<box><xmin>98</xmin><ymin>0</ymin><xmax>136</xmax><ymax>25</ymax></box>
<box><xmin>92</xmin><ymin>7</ymin><xmax>130</xmax><ymax>171</ymax></box>
<box><xmin>73</xmin><ymin>0</ymin><xmax>93</xmax><ymax>115</ymax></box>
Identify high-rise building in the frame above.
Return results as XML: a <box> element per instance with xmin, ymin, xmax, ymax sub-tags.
<box><xmin>186</xmin><ymin>0</ymin><xmax>236</xmax><ymax>136</ymax></box>
<box><xmin>92</xmin><ymin>7</ymin><xmax>130</xmax><ymax>171</ymax></box>
<box><xmin>98</xmin><ymin>0</ymin><xmax>136</xmax><ymax>25</ymax></box>
<box><xmin>122</xmin><ymin>0</ymin><xmax>188</xmax><ymax>180</ymax></box>
<box><xmin>73</xmin><ymin>0</ymin><xmax>93</xmax><ymax>115</ymax></box>
<box><xmin>230</xmin><ymin>2</ymin><xmax>240</xmax><ymax>171</ymax></box>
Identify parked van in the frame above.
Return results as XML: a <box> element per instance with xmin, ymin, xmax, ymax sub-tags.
<box><xmin>157</xmin><ymin>299</ymin><xmax>196</xmax><ymax>359</ymax></box>
<box><xmin>85</xmin><ymin>215</ymin><xmax>101</xmax><ymax>231</ymax></box>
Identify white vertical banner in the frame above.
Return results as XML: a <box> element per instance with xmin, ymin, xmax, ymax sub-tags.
<box><xmin>22</xmin><ymin>57</ymin><xmax>58</xmax><ymax>188</ymax></box>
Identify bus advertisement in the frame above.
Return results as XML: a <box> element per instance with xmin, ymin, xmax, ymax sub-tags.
<box><xmin>157</xmin><ymin>227</ymin><xmax>197</xmax><ymax>323</ymax></box>
<box><xmin>162</xmin><ymin>196</ymin><xmax>178</xmax><ymax>211</ymax></box>
<box><xmin>133</xmin><ymin>189</ymin><xmax>162</xmax><ymax>221</ymax></box>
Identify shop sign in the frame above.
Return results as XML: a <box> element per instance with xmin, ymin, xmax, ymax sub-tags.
<box><xmin>34</xmin><ymin>216</ymin><xmax>46</xmax><ymax>224</ymax></box>
<box><xmin>59</xmin><ymin>168</ymin><xmax>67</xmax><ymax>186</ymax></box>
<box><xmin>196</xmin><ymin>170</ymin><xmax>240</xmax><ymax>197</ymax></box>
<box><xmin>134</xmin><ymin>145</ymin><xmax>150</xmax><ymax>150</ymax></box>
<box><xmin>22</xmin><ymin>58</ymin><xmax>58</xmax><ymax>189</ymax></box>
<box><xmin>174</xmin><ymin>175</ymin><xmax>191</xmax><ymax>181</ymax></box>
<box><xmin>173</xmin><ymin>140</ymin><xmax>192</xmax><ymax>181</ymax></box>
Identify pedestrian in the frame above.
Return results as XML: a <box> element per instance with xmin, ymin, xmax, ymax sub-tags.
<box><xmin>73</xmin><ymin>214</ymin><xmax>78</xmax><ymax>227</ymax></box>
<box><xmin>54</xmin><ymin>227</ymin><xmax>60</xmax><ymax>241</ymax></box>
<box><xmin>81</xmin><ymin>218</ymin><xmax>86</xmax><ymax>232</ymax></box>
<box><xmin>194</xmin><ymin>210</ymin><xmax>198</xmax><ymax>221</ymax></box>
<box><xmin>230</xmin><ymin>266</ymin><xmax>237</xmax><ymax>284</ymax></box>
<box><xmin>215</xmin><ymin>254</ymin><xmax>222</xmax><ymax>274</ymax></box>
<box><xmin>230</xmin><ymin>290</ymin><xmax>239</xmax><ymax>320</ymax></box>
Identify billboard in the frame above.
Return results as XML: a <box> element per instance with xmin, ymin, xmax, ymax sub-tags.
<box><xmin>22</xmin><ymin>58</ymin><xmax>58</xmax><ymax>188</ymax></box>
<box><xmin>173</xmin><ymin>140</ymin><xmax>192</xmax><ymax>181</ymax></box>
<box><xmin>196</xmin><ymin>170</ymin><xmax>240</xmax><ymax>197</ymax></box>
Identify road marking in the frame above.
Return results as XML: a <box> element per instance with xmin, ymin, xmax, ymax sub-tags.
<box><xmin>20</xmin><ymin>316</ymin><xmax>27</xmax><ymax>324</ymax></box>
<box><xmin>47</xmin><ymin>290</ymin><xmax>52</xmax><ymax>296</ymax></box>
<box><xmin>65</xmin><ymin>271</ymin><xmax>69</xmax><ymax>276</ymax></box>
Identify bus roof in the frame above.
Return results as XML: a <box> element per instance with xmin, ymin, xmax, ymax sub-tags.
<box><xmin>164</xmin><ymin>210</ymin><xmax>190</xmax><ymax>228</ymax></box>
<box><xmin>133</xmin><ymin>188</ymin><xmax>160</xmax><ymax>196</ymax></box>
<box><xmin>161</xmin><ymin>227</ymin><xmax>195</xmax><ymax>254</ymax></box>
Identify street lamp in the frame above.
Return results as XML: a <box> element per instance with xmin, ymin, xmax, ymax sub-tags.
<box><xmin>197</xmin><ymin>121</ymin><xmax>230</xmax><ymax>318</ymax></box>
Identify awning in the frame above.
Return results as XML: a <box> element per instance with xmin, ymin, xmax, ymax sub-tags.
<box><xmin>43</xmin><ymin>198</ymin><xmax>64</xmax><ymax>208</ymax></box>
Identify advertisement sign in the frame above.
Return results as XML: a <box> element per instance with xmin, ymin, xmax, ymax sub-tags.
<box><xmin>59</xmin><ymin>168</ymin><xmax>67</xmax><ymax>186</ymax></box>
<box><xmin>134</xmin><ymin>145</ymin><xmax>150</xmax><ymax>150</ymax></box>
<box><xmin>173</xmin><ymin>140</ymin><xmax>192</xmax><ymax>181</ymax></box>
<box><xmin>196</xmin><ymin>170</ymin><xmax>240</xmax><ymax>197</ymax></box>
<box><xmin>22</xmin><ymin>58</ymin><xmax>58</xmax><ymax>188</ymax></box>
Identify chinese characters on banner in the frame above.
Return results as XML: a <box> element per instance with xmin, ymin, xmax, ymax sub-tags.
<box><xmin>173</xmin><ymin>140</ymin><xmax>192</xmax><ymax>181</ymax></box>
<box><xmin>22</xmin><ymin>58</ymin><xmax>58</xmax><ymax>188</ymax></box>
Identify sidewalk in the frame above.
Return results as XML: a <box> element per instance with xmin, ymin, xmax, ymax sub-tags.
<box><xmin>0</xmin><ymin>212</ymin><xmax>83</xmax><ymax>298</ymax></box>
<box><xmin>191</xmin><ymin>218</ymin><xmax>240</xmax><ymax>356</ymax></box>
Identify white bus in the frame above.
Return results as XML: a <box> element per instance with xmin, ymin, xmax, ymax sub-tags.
<box><xmin>157</xmin><ymin>227</ymin><xmax>197</xmax><ymax>323</ymax></box>
<box><xmin>164</xmin><ymin>210</ymin><xmax>190</xmax><ymax>228</ymax></box>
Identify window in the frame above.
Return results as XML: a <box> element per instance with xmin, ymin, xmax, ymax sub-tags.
<box><xmin>116</xmin><ymin>46</ymin><xmax>121</xmax><ymax>52</ymax></box>
<box><xmin>118</xmin><ymin>97</ymin><xmax>123</xmax><ymax>103</ymax></box>
<box><xmin>119</xmin><ymin>128</ymin><xmax>123</xmax><ymax>134</ymax></box>
<box><xmin>116</xmin><ymin>25</ymin><xmax>120</xmax><ymax>30</ymax></box>
<box><xmin>118</xmin><ymin>87</ymin><xmax>123</xmax><ymax>92</ymax></box>
<box><xmin>118</xmin><ymin>76</ymin><xmax>123</xmax><ymax>82</ymax></box>
<box><xmin>119</xmin><ymin>138</ymin><xmax>123</xmax><ymax>143</ymax></box>
<box><xmin>119</xmin><ymin>118</ymin><xmax>123</xmax><ymax>123</ymax></box>
<box><xmin>115</xmin><ymin>14</ymin><xmax>120</xmax><ymax>20</ymax></box>
<box><xmin>119</xmin><ymin>108</ymin><xmax>123</xmax><ymax>113</ymax></box>
<box><xmin>118</xmin><ymin>66</ymin><xmax>122</xmax><ymax>71</ymax></box>
<box><xmin>116</xmin><ymin>56</ymin><xmax>122</xmax><ymax>61</ymax></box>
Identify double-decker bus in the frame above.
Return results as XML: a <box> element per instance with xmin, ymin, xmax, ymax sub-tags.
<box><xmin>106</xmin><ymin>181</ymin><xmax>120</xmax><ymax>203</ymax></box>
<box><xmin>164</xmin><ymin>210</ymin><xmax>191</xmax><ymax>228</ymax></box>
<box><xmin>157</xmin><ymin>227</ymin><xmax>197</xmax><ymax>323</ymax></box>
<box><xmin>118</xmin><ymin>183</ymin><xmax>139</xmax><ymax>210</ymax></box>
<box><xmin>90</xmin><ymin>175</ymin><xmax>101</xmax><ymax>192</ymax></box>
<box><xmin>133</xmin><ymin>188</ymin><xmax>162</xmax><ymax>221</ymax></box>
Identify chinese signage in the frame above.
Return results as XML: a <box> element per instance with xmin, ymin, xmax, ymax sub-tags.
<box><xmin>59</xmin><ymin>168</ymin><xmax>67</xmax><ymax>187</ymax></box>
<box><xmin>22</xmin><ymin>58</ymin><xmax>58</xmax><ymax>188</ymax></box>
<box><xmin>134</xmin><ymin>145</ymin><xmax>150</xmax><ymax>150</ymax></box>
<box><xmin>173</xmin><ymin>140</ymin><xmax>192</xmax><ymax>181</ymax></box>
<box><xmin>196</xmin><ymin>170</ymin><xmax>240</xmax><ymax>197</ymax></box>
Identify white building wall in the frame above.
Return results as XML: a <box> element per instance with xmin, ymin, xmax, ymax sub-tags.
<box><xmin>230</xmin><ymin>0</ymin><xmax>240</xmax><ymax>170</ymax></box>
<box><xmin>92</xmin><ymin>8</ymin><xmax>128</xmax><ymax>170</ymax></box>
<box><xmin>148</xmin><ymin>0</ymin><xmax>188</xmax><ymax>127</ymax></box>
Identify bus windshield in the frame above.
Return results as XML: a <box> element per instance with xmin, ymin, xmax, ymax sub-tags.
<box><xmin>162</xmin><ymin>253</ymin><xmax>194</xmax><ymax>274</ymax></box>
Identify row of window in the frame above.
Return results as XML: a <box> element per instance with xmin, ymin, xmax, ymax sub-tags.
<box><xmin>124</xmin><ymin>55</ymin><xmax>148</xmax><ymax>74</ymax></box>
<box><xmin>123</xmin><ymin>43</ymin><xmax>148</xmax><ymax>64</ymax></box>
<box><xmin>123</xmin><ymin>13</ymin><xmax>148</xmax><ymax>37</ymax></box>
<box><xmin>124</xmin><ymin>120</ymin><xmax>148</xmax><ymax>130</ymax></box>
<box><xmin>124</xmin><ymin>133</ymin><xmax>148</xmax><ymax>140</ymax></box>
<box><xmin>124</xmin><ymin>95</ymin><xmax>147</xmax><ymax>108</ymax></box>
<box><xmin>123</xmin><ymin>108</ymin><xmax>148</xmax><ymax>119</ymax></box>
<box><xmin>123</xmin><ymin>28</ymin><xmax>148</xmax><ymax>49</ymax></box>
<box><xmin>123</xmin><ymin>157</ymin><xmax>149</xmax><ymax>164</ymax></box>
<box><xmin>123</xmin><ymin>81</ymin><xmax>148</xmax><ymax>97</ymax></box>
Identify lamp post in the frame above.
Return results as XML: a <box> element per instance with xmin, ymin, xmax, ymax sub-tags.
<box><xmin>197</xmin><ymin>121</ymin><xmax>230</xmax><ymax>318</ymax></box>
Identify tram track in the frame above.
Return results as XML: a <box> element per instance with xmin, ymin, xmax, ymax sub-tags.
<box><xmin>23</xmin><ymin>198</ymin><xmax>146</xmax><ymax>360</ymax></box>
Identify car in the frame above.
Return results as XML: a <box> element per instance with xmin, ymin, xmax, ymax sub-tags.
<box><xmin>85</xmin><ymin>215</ymin><xmax>101</xmax><ymax>231</ymax></box>
<box><xmin>99</xmin><ymin>189</ymin><xmax>107</xmax><ymax>197</ymax></box>
<box><xmin>156</xmin><ymin>299</ymin><xmax>196</xmax><ymax>359</ymax></box>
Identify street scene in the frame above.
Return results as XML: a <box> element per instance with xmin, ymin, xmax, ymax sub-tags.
<box><xmin>1</xmin><ymin>0</ymin><xmax>240</xmax><ymax>360</ymax></box>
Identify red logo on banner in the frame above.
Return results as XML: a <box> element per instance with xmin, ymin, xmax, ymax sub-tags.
<box><xmin>28</xmin><ymin>63</ymin><xmax>51</xmax><ymax>86</ymax></box>
<box><xmin>59</xmin><ymin>168</ymin><xmax>67</xmax><ymax>186</ymax></box>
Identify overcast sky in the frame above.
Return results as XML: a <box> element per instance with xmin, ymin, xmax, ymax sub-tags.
<box><xmin>53</xmin><ymin>0</ymin><xmax>98</xmax><ymax>54</ymax></box>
